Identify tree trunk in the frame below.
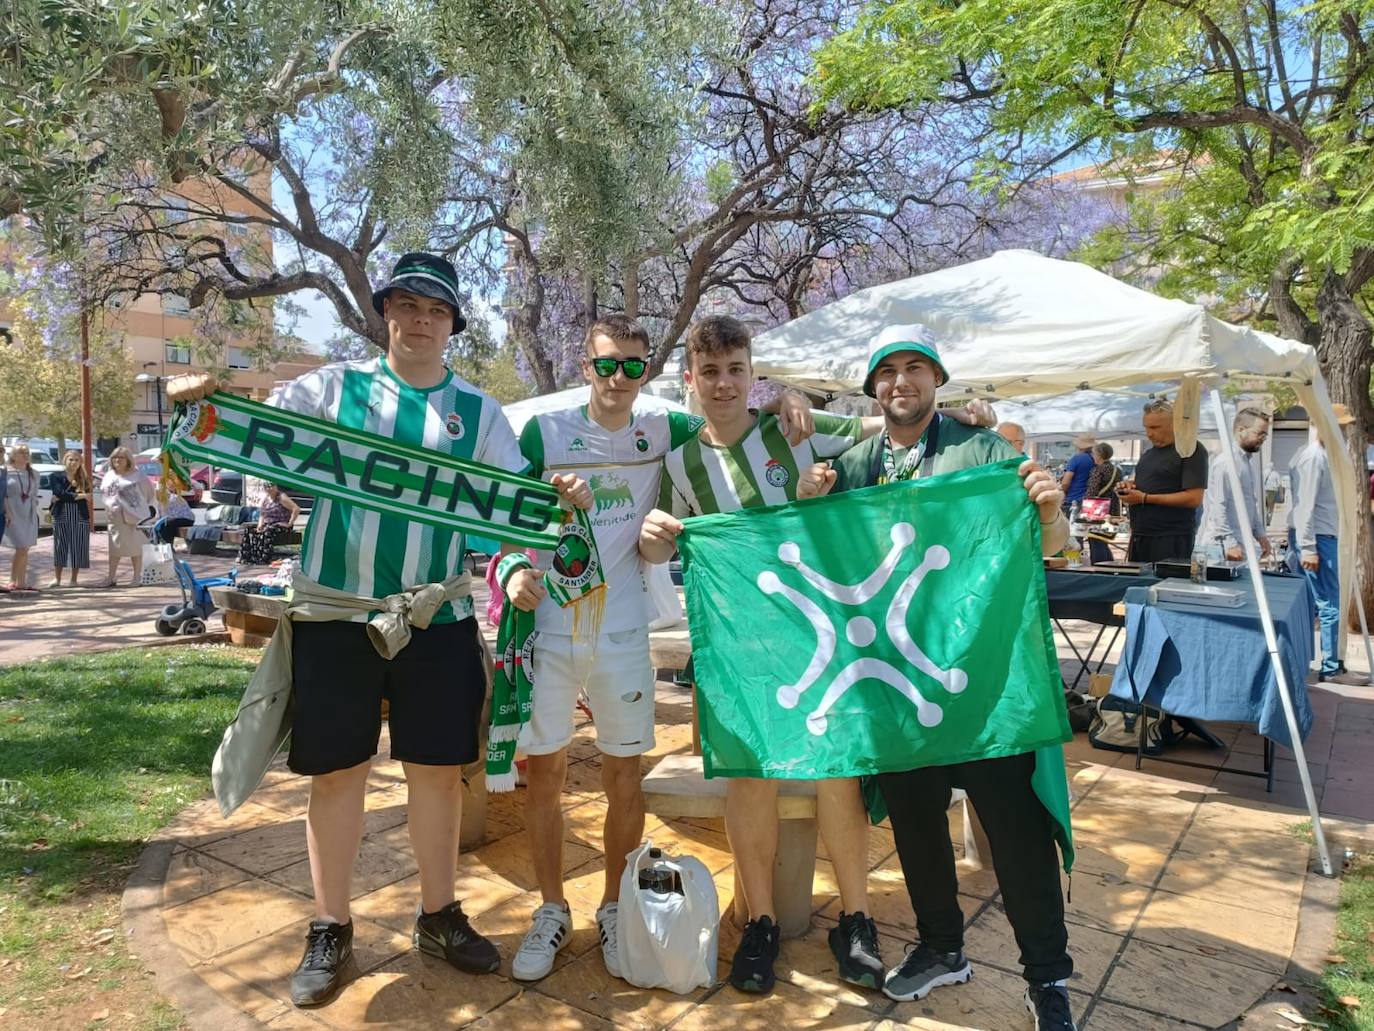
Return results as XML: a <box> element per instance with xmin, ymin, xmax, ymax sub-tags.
<box><xmin>507</xmin><ymin>247</ymin><xmax>556</xmax><ymax>395</ymax></box>
<box><xmin>1313</xmin><ymin>272</ymin><xmax>1374</xmax><ymax>633</ymax></box>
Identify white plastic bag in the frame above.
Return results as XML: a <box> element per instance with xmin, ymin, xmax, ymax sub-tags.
<box><xmin>140</xmin><ymin>542</ymin><xmax>176</xmax><ymax>585</ymax></box>
<box><xmin>617</xmin><ymin>839</ymin><xmax>719</xmax><ymax>993</ymax></box>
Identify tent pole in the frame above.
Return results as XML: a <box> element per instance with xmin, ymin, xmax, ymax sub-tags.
<box><xmin>1209</xmin><ymin>389</ymin><xmax>1333</xmax><ymax>877</ymax></box>
<box><xmin>1353</xmin><ymin>578</ymin><xmax>1374</xmax><ymax>679</ymax></box>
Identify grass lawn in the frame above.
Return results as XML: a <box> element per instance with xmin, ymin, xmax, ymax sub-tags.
<box><xmin>0</xmin><ymin>647</ymin><xmax>254</xmax><ymax>1030</ymax></box>
<box><xmin>1324</xmin><ymin>852</ymin><xmax>1374</xmax><ymax>1031</ymax></box>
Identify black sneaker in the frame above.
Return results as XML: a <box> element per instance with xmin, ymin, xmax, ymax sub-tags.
<box><xmin>828</xmin><ymin>911</ymin><xmax>884</xmax><ymax>989</ymax></box>
<box><xmin>289</xmin><ymin>919</ymin><xmax>353</xmax><ymax>1007</ymax></box>
<box><xmin>1025</xmin><ymin>981</ymin><xmax>1077</xmax><ymax>1030</ymax></box>
<box><xmin>729</xmin><ymin>915</ymin><xmax>781</xmax><ymax>994</ymax></box>
<box><xmin>881</xmin><ymin>942</ymin><xmax>971</xmax><ymax>1002</ymax></box>
<box><xmin>414</xmin><ymin>901</ymin><xmax>500</xmax><ymax>974</ymax></box>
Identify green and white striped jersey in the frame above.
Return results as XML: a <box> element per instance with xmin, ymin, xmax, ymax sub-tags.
<box><xmin>268</xmin><ymin>356</ymin><xmax>528</xmax><ymax>622</ymax></box>
<box><xmin>658</xmin><ymin>410</ymin><xmax>863</xmax><ymax>516</ymax></box>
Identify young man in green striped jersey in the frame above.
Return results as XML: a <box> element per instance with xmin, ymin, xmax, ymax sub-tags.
<box><xmin>169</xmin><ymin>253</ymin><xmax>593</xmax><ymax>1008</ymax></box>
<box><xmin>504</xmin><ymin>314</ymin><xmax>817</xmax><ymax>982</ymax></box>
<box><xmin>638</xmin><ymin>315</ymin><xmax>993</xmax><ymax>995</ymax></box>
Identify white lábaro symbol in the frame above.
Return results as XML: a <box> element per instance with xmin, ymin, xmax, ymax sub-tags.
<box><xmin>757</xmin><ymin>523</ymin><xmax>967</xmax><ymax>736</ymax></box>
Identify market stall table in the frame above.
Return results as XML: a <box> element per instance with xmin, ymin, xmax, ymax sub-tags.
<box><xmin>1109</xmin><ymin>570</ymin><xmax>1316</xmax><ymax>789</ymax></box>
<box><xmin>1045</xmin><ymin>567</ymin><xmax>1161</xmax><ymax>690</ymax></box>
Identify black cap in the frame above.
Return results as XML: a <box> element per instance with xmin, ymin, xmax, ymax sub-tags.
<box><xmin>371</xmin><ymin>252</ymin><xmax>467</xmax><ymax>335</ymax></box>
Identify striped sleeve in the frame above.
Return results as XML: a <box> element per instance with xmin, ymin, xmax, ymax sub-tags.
<box><xmin>657</xmin><ymin>455</ymin><xmax>692</xmax><ymax>518</ymax></box>
<box><xmin>476</xmin><ymin>398</ymin><xmax>531</xmax><ymax>475</ymax></box>
<box><xmin>809</xmin><ymin>411</ymin><xmax>865</xmax><ymax>459</ymax></box>
<box><xmin>518</xmin><ymin>418</ymin><xmax>546</xmax><ymax>479</ymax></box>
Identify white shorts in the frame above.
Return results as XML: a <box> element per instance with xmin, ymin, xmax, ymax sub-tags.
<box><xmin>519</xmin><ymin>626</ymin><xmax>656</xmax><ymax>758</ymax></box>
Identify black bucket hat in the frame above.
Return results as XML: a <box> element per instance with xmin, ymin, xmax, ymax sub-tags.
<box><xmin>371</xmin><ymin>252</ymin><xmax>468</xmax><ymax>335</ymax></box>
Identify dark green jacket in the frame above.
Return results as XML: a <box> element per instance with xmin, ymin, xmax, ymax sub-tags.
<box><xmin>832</xmin><ymin>414</ymin><xmax>1021</xmax><ymax>492</ymax></box>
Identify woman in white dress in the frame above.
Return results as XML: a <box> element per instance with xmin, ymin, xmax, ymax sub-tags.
<box><xmin>99</xmin><ymin>447</ymin><xmax>154</xmax><ymax>587</ymax></box>
<box><xmin>3</xmin><ymin>443</ymin><xmax>41</xmax><ymax>591</ymax></box>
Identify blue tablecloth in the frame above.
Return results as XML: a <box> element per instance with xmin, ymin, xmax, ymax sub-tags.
<box><xmin>1109</xmin><ymin>571</ymin><xmax>1315</xmax><ymax>748</ymax></box>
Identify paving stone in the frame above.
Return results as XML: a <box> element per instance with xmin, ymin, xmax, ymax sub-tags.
<box><xmin>881</xmin><ymin>960</ymin><xmax>1089</xmax><ymax>1030</ymax></box>
<box><xmin>1070</xmin><ymin>837</ymin><xmax>1172</xmax><ymax>886</ymax></box>
<box><xmin>471</xmin><ymin>989</ymin><xmax>618</xmax><ymax>1030</ymax></box>
<box><xmin>199</xmin><ymin>817</ymin><xmax>310</xmax><ymax>876</ymax></box>
<box><xmin>301</xmin><ymin>950</ymin><xmax>520</xmax><ymax>1030</ymax></box>
<box><xmin>351</xmin><ymin>870</ymin><xmax>525</xmax><ymax>938</ymax></box>
<box><xmin>162</xmin><ymin>848</ymin><xmax>251</xmax><ymax>909</ymax></box>
<box><xmin>962</xmin><ymin>901</ymin><xmax>1125</xmax><ymax>996</ymax></box>
<box><xmin>673</xmin><ymin>978</ymin><xmax>875</xmax><ymax>1031</ymax></box>
<box><xmin>535</xmin><ymin>939</ymin><xmax>706</xmax><ymax>1030</ymax></box>
<box><xmin>454</xmin><ymin>824</ymin><xmax>603</xmax><ymax>892</ymax></box>
<box><xmin>266</xmin><ymin>838</ymin><xmax>418</xmax><ymax>900</ymax></box>
<box><xmin>1085</xmin><ymin>999</ymin><xmax>1213</xmax><ymax>1030</ymax></box>
<box><xmin>164</xmin><ymin>880</ymin><xmax>314</xmax><ymax>961</ymax></box>
<box><xmin>162</xmin><ymin>800</ymin><xmax>285</xmax><ymax>849</ymax></box>
<box><xmin>1058</xmin><ymin>870</ymin><xmax>1151</xmax><ymax>936</ymax></box>
<box><xmin>1133</xmin><ymin>890</ymin><xmax>1297</xmax><ymax>974</ymax></box>
<box><xmin>1100</xmin><ymin>938</ymin><xmax>1279</xmax><ymax>1027</ymax></box>
<box><xmin>205</xmin><ymin>915</ymin><xmax>411</xmax><ymax>1012</ymax></box>
<box><xmin>773</xmin><ymin>921</ymin><xmax>905</xmax><ymax>1014</ymax></box>
<box><xmin>1154</xmin><ymin>859</ymin><xmax>1304</xmax><ymax>920</ymax></box>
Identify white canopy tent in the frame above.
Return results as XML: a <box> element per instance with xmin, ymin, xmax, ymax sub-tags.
<box><xmin>502</xmin><ymin>385</ymin><xmax>687</xmax><ymax>434</ymax></box>
<box><xmin>992</xmin><ymin>388</ymin><xmax>1227</xmax><ymax>442</ymax></box>
<box><xmin>753</xmin><ymin>249</ymin><xmax>1362</xmax><ymax>876</ymax></box>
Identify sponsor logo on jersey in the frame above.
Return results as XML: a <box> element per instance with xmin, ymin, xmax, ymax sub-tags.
<box><xmin>590</xmin><ymin>472</ymin><xmax>634</xmax><ymax>513</ymax></box>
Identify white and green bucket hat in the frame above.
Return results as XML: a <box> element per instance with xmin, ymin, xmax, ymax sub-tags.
<box><xmin>862</xmin><ymin>323</ymin><xmax>949</xmax><ymax>397</ymax></box>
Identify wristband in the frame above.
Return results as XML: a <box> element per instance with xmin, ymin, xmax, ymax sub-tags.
<box><xmin>496</xmin><ymin>553</ymin><xmax>534</xmax><ymax>592</ymax></box>
<box><xmin>1142</xmin><ymin>493</ymin><xmax>1148</xmax><ymax>505</ymax></box>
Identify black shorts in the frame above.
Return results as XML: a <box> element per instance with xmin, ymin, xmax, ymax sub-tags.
<box><xmin>288</xmin><ymin>617</ymin><xmax>487</xmax><ymax>775</ymax></box>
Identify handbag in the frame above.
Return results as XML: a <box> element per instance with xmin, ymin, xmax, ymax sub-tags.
<box><xmin>1088</xmin><ymin>695</ymin><xmax>1177</xmax><ymax>756</ymax></box>
<box><xmin>139</xmin><ymin>542</ymin><xmax>177</xmax><ymax>585</ymax></box>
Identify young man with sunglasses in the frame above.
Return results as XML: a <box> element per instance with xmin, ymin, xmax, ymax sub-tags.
<box><xmin>506</xmin><ymin>314</ymin><xmax>817</xmax><ymax>982</ymax></box>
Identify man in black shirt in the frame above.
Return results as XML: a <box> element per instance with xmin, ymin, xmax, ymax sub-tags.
<box><xmin>1118</xmin><ymin>398</ymin><xmax>1208</xmax><ymax>563</ymax></box>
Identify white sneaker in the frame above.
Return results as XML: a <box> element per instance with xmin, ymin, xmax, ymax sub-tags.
<box><xmin>511</xmin><ymin>901</ymin><xmax>572</xmax><ymax>981</ymax></box>
<box><xmin>596</xmin><ymin>902</ymin><xmax>621</xmax><ymax>978</ymax></box>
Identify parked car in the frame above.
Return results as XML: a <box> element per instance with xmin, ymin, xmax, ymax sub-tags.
<box><xmin>93</xmin><ymin>457</ymin><xmax>203</xmax><ymax>507</ymax></box>
<box><xmin>35</xmin><ymin>463</ymin><xmax>109</xmax><ymax>529</ymax></box>
<box><xmin>208</xmin><ymin>469</ymin><xmax>312</xmax><ymax>512</ymax></box>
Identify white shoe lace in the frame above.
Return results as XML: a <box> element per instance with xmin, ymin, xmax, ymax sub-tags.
<box><xmin>519</xmin><ymin>904</ymin><xmax>569</xmax><ymax>957</ymax></box>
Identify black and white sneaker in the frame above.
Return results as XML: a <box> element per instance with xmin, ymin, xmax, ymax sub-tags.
<box><xmin>828</xmin><ymin>911</ymin><xmax>885</xmax><ymax>989</ymax></box>
<box><xmin>414</xmin><ymin>901</ymin><xmax>500</xmax><ymax>974</ymax></box>
<box><xmin>729</xmin><ymin>915</ymin><xmax>781</xmax><ymax>994</ymax></box>
<box><xmin>1025</xmin><ymin>981</ymin><xmax>1077</xmax><ymax>1030</ymax></box>
<box><xmin>881</xmin><ymin>942</ymin><xmax>972</xmax><ymax>1002</ymax></box>
<box><xmin>511</xmin><ymin>901</ymin><xmax>572</xmax><ymax>981</ymax></box>
<box><xmin>290</xmin><ymin>919</ymin><xmax>353</xmax><ymax>1007</ymax></box>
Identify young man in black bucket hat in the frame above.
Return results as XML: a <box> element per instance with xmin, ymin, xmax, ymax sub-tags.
<box><xmin>170</xmin><ymin>252</ymin><xmax>592</xmax><ymax>1008</ymax></box>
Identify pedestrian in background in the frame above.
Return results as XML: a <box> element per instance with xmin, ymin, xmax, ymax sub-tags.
<box><xmin>100</xmin><ymin>446</ymin><xmax>154</xmax><ymax>587</ymax></box>
<box><xmin>49</xmin><ymin>451</ymin><xmax>93</xmax><ymax>587</ymax></box>
<box><xmin>3</xmin><ymin>443</ymin><xmax>40</xmax><ymax>592</ymax></box>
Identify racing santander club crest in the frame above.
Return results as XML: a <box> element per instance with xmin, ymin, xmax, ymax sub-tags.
<box><xmin>444</xmin><ymin>413</ymin><xmax>465</xmax><ymax>440</ymax></box>
<box><xmin>764</xmin><ymin>458</ymin><xmax>790</xmax><ymax>488</ymax></box>
<box><xmin>547</xmin><ymin>519</ymin><xmax>599</xmax><ymax>592</ymax></box>
<box><xmin>171</xmin><ymin>400</ymin><xmax>222</xmax><ymax>444</ymax></box>
<box><xmin>634</xmin><ymin>429</ymin><xmax>649</xmax><ymax>453</ymax></box>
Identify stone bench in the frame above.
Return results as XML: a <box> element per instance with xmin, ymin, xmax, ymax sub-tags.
<box><xmin>179</xmin><ymin>525</ymin><xmax>303</xmax><ymax>549</ymax></box>
<box><xmin>642</xmin><ymin>752</ymin><xmax>991</xmax><ymax>939</ymax></box>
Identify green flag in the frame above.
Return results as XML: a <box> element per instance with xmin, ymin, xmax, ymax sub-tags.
<box><xmin>679</xmin><ymin>459</ymin><xmax>1073</xmax><ymax>868</ymax></box>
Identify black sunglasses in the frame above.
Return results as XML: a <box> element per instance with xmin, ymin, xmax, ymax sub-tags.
<box><xmin>589</xmin><ymin>357</ymin><xmax>648</xmax><ymax>379</ymax></box>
